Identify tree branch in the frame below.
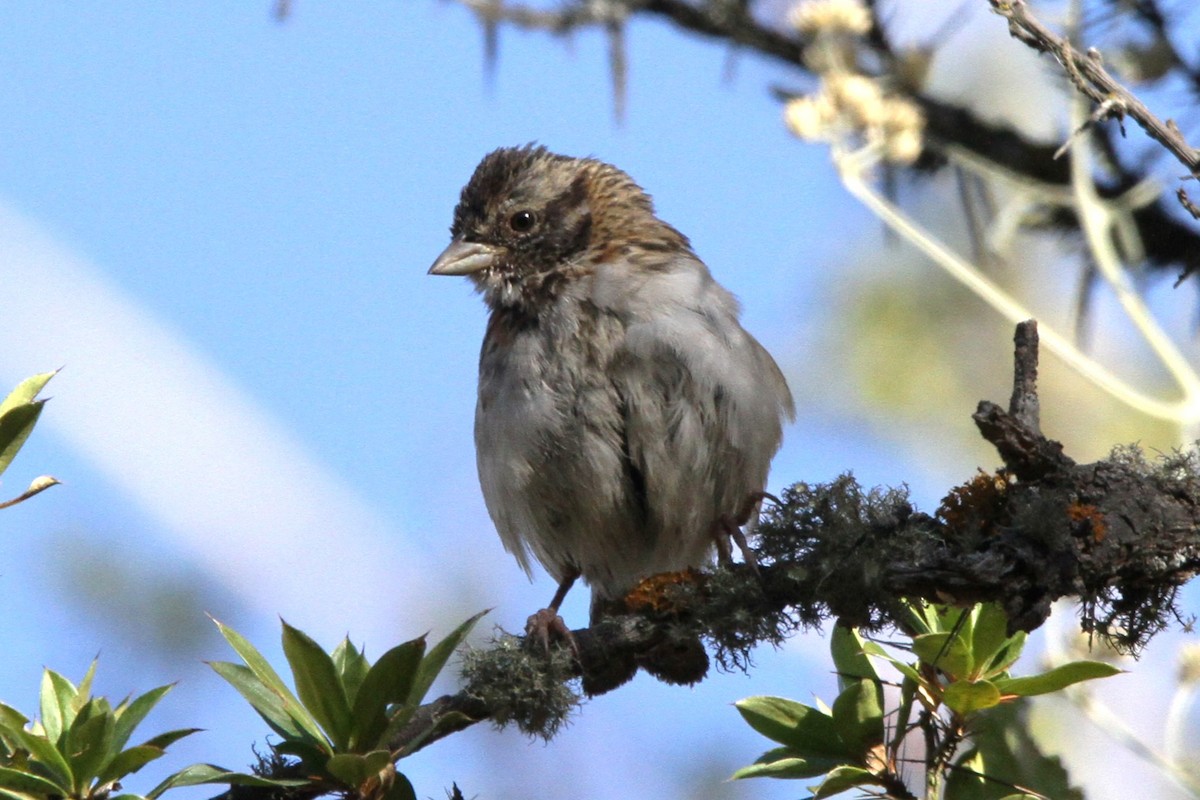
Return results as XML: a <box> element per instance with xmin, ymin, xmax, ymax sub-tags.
<box><xmin>986</xmin><ymin>0</ymin><xmax>1200</xmax><ymax>221</ymax></box>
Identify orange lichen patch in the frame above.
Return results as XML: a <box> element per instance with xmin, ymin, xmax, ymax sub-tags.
<box><xmin>624</xmin><ymin>569</ymin><xmax>704</xmax><ymax>614</ymax></box>
<box><xmin>1067</xmin><ymin>502</ymin><xmax>1108</xmax><ymax>542</ymax></box>
<box><xmin>936</xmin><ymin>470</ymin><xmax>1011</xmax><ymax>535</ymax></box>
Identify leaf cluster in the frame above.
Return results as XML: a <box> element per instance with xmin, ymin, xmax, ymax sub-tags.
<box><xmin>0</xmin><ymin>663</ymin><xmax>198</xmax><ymax>800</ymax></box>
<box><xmin>171</xmin><ymin>614</ymin><xmax>486</xmax><ymax>800</ymax></box>
<box><xmin>735</xmin><ymin>603</ymin><xmax>1120</xmax><ymax>799</ymax></box>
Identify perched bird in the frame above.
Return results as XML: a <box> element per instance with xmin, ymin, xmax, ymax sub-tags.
<box><xmin>429</xmin><ymin>145</ymin><xmax>794</xmax><ymax>684</ymax></box>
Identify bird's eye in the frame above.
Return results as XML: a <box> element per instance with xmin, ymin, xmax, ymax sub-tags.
<box><xmin>508</xmin><ymin>210</ymin><xmax>536</xmax><ymax>233</ymax></box>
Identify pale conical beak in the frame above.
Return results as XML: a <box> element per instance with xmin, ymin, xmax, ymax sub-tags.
<box><xmin>428</xmin><ymin>239</ymin><xmax>500</xmax><ymax>276</ymax></box>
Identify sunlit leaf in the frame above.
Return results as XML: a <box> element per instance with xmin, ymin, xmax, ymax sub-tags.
<box><xmin>0</xmin><ymin>373</ymin><xmax>56</xmax><ymax>418</ymax></box>
<box><xmin>912</xmin><ymin>631</ymin><xmax>973</xmax><ymax>680</ymax></box>
<box><xmin>969</xmin><ymin>605</ymin><xmax>1015</xmax><ymax>677</ymax></box>
<box><xmin>943</xmin><ymin>680</ymin><xmax>1003</xmax><ymax>715</ymax></box>
<box><xmin>993</xmin><ymin>662</ymin><xmax>1122</xmax><ymax>697</ymax></box>
<box><xmin>210</xmin><ymin>619</ymin><xmax>309</xmax><ymax>721</ymax></box>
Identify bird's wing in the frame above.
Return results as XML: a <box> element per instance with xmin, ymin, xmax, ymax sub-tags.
<box><xmin>597</xmin><ymin>255</ymin><xmax>793</xmax><ymax>546</ymax></box>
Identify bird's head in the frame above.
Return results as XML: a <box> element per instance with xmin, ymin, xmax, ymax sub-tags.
<box><xmin>429</xmin><ymin>145</ymin><xmax>691</xmax><ymax>314</ymax></box>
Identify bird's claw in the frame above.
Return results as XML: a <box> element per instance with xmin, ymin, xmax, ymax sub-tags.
<box><xmin>714</xmin><ymin>515</ymin><xmax>760</xmax><ymax>576</ymax></box>
<box><xmin>525</xmin><ymin>607</ymin><xmax>580</xmax><ymax>658</ymax></box>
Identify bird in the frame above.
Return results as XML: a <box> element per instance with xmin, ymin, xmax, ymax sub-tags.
<box><xmin>429</xmin><ymin>145</ymin><xmax>794</xmax><ymax>686</ymax></box>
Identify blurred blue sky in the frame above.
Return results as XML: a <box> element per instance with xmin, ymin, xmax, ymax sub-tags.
<box><xmin>3</xmin><ymin>3</ymin><xmax>1184</xmax><ymax>800</ymax></box>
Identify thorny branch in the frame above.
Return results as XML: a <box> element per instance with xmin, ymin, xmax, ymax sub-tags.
<box><xmin>988</xmin><ymin>0</ymin><xmax>1200</xmax><ymax>217</ymax></box>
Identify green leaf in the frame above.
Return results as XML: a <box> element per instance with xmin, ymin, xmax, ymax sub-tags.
<box><xmin>731</xmin><ymin>747</ymin><xmax>845</xmax><ymax>780</ymax></box>
<box><xmin>111</xmin><ymin>685</ymin><xmax>174</xmax><ymax>755</ymax></box>
<box><xmin>281</xmin><ymin>621</ymin><xmax>353</xmax><ymax>750</ymax></box>
<box><xmin>943</xmin><ymin>680</ymin><xmax>1003</xmax><ymax>715</ymax></box>
<box><xmin>812</xmin><ymin>765</ymin><xmax>874</xmax><ymax>798</ymax></box>
<box><xmin>76</xmin><ymin>662</ymin><xmax>98</xmax><ymax>711</ymax></box>
<box><xmin>735</xmin><ymin>697</ymin><xmax>851</xmax><ymax>758</ymax></box>
<box><xmin>0</xmin><ymin>373</ymin><xmax>55</xmax><ymax>418</ymax></box>
<box><xmin>993</xmin><ymin>661</ymin><xmax>1122</xmax><ymax>698</ymax></box>
<box><xmin>969</xmin><ymin>605</ymin><xmax>1014</xmax><ymax>676</ymax></box>
<box><xmin>830</xmin><ymin>627</ymin><xmax>877</xmax><ymax>690</ymax></box>
<box><xmin>7</xmin><ymin>729</ymin><xmax>72</xmax><ymax>791</ymax></box>
<box><xmin>0</xmin><ymin>766</ymin><xmax>68</xmax><ymax>797</ymax></box>
<box><xmin>39</xmin><ymin>671</ymin><xmax>79</xmax><ymax>746</ymax></box>
<box><xmin>0</xmin><ymin>371</ymin><xmax>56</xmax><ymax>482</ymax></box>
<box><xmin>349</xmin><ymin>639</ymin><xmax>424</xmax><ymax>751</ymax></box>
<box><xmin>211</xmin><ymin>619</ymin><xmax>315</xmax><ymax>731</ymax></box>
<box><xmin>146</xmin><ymin>764</ymin><xmax>308</xmax><ymax>799</ymax></box>
<box><xmin>830</xmin><ymin>679</ymin><xmax>884</xmax><ymax>755</ymax></box>
<box><xmin>207</xmin><ymin>662</ymin><xmax>319</xmax><ymax>745</ymax></box>
<box><xmin>912</xmin><ymin>631</ymin><xmax>973</xmax><ymax>680</ymax></box>
<box><xmin>385</xmin><ymin>772</ymin><xmax>417</xmax><ymax>800</ymax></box>
<box><xmin>137</xmin><ymin>728</ymin><xmax>200</xmax><ymax>752</ymax></box>
<box><xmin>324</xmin><ymin>750</ymin><xmax>391</xmax><ymax>788</ymax></box>
<box><xmin>64</xmin><ymin>706</ymin><xmax>116</xmax><ymax>789</ymax></box>
<box><xmin>0</xmin><ymin>704</ymin><xmax>29</xmax><ymax>731</ymax></box>
<box><xmin>95</xmin><ymin>746</ymin><xmax>165</xmax><ymax>785</ymax></box>
<box><xmin>332</xmin><ymin>639</ymin><xmax>370</xmax><ymax>705</ymax></box>
<box><xmin>891</xmin><ymin>675</ymin><xmax>917</xmax><ymax>753</ymax></box>
<box><xmin>0</xmin><ymin>789</ymin><xmax>41</xmax><ymax>800</ymax></box>
<box><xmin>0</xmin><ymin>402</ymin><xmax>46</xmax><ymax>481</ymax></box>
<box><xmin>858</xmin><ymin>641</ymin><xmax>922</xmax><ymax>684</ymax></box>
<box><xmin>983</xmin><ymin>632</ymin><xmax>1027</xmax><ymax>677</ymax></box>
<box><xmin>408</xmin><ymin>611</ymin><xmax>486</xmax><ymax>706</ymax></box>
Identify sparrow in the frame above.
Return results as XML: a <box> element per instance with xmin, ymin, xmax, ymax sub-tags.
<box><xmin>429</xmin><ymin>145</ymin><xmax>794</xmax><ymax>685</ymax></box>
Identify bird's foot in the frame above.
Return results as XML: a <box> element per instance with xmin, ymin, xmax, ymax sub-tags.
<box><xmin>714</xmin><ymin>513</ymin><xmax>760</xmax><ymax>575</ymax></box>
<box><xmin>714</xmin><ymin>490</ymin><xmax>782</xmax><ymax>573</ymax></box>
<box><xmin>525</xmin><ymin>607</ymin><xmax>579</xmax><ymax>658</ymax></box>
